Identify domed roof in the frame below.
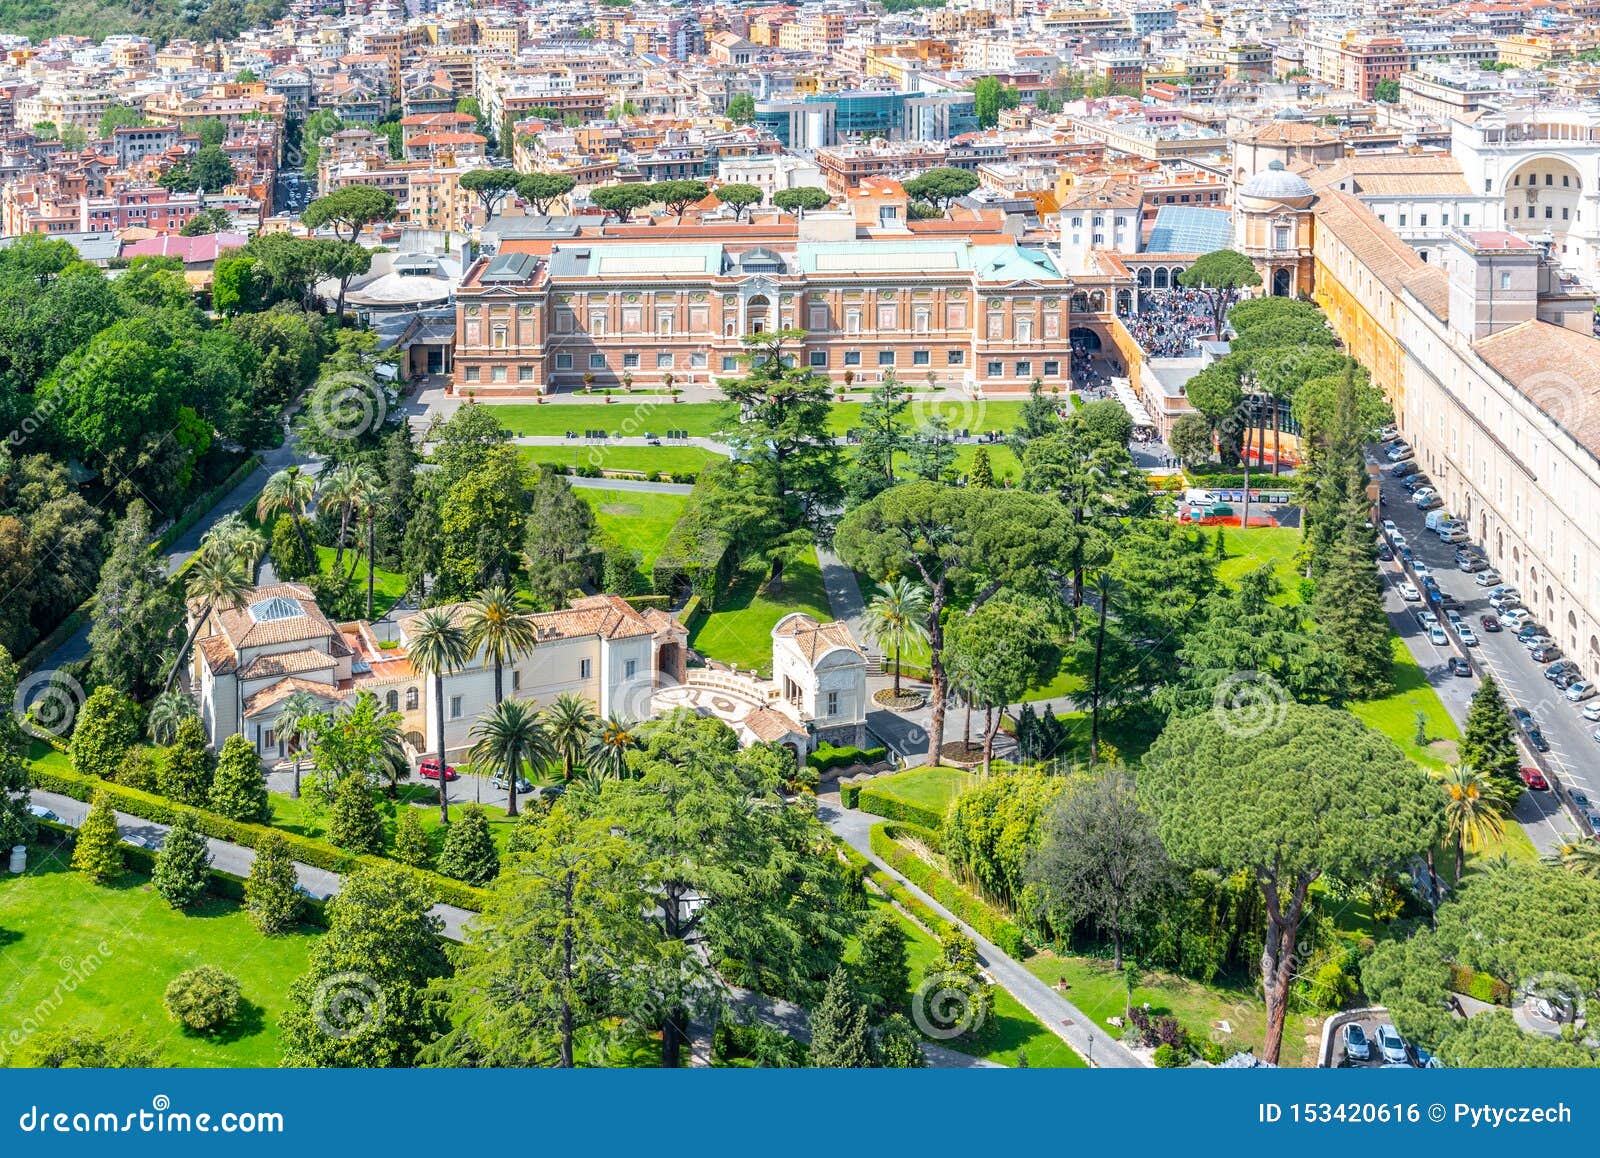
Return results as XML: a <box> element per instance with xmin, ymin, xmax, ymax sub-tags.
<box><xmin>1239</xmin><ymin>161</ymin><xmax>1315</xmax><ymax>203</ymax></box>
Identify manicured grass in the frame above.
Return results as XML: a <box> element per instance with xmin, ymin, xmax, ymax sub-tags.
<box><xmin>949</xmin><ymin>443</ymin><xmax>1021</xmax><ymax>484</ymax></box>
<box><xmin>1349</xmin><ymin>635</ymin><xmax>1462</xmax><ymax>770</ymax></box>
<box><xmin>489</xmin><ymin>399</ymin><xmax>1032</xmax><ymax>442</ymax></box>
<box><xmin>580</xmin><ymin>488</ymin><xmax>689</xmax><ymax>582</ymax></box>
<box><xmin>311</xmin><ymin>547</ymin><xmax>408</xmax><ymax>618</ymax></box>
<box><xmin>849</xmin><ymin>895</ymin><xmax>1084</xmax><ymax>1067</ymax></box>
<box><xmin>858</xmin><ymin>764</ymin><xmax>975</xmax><ymax>818</ymax></box>
<box><xmin>1024</xmin><ymin>953</ymin><xmax>1317</xmax><ymax>1069</ymax></box>
<box><xmin>0</xmin><ymin>851</ymin><xmax>318</xmax><ymax>1067</ymax></box>
<box><xmin>26</xmin><ymin>738</ymin><xmax>71</xmax><ymax>774</ymax></box>
<box><xmin>1213</xmin><ymin>524</ymin><xmax>1305</xmax><ymax>603</ymax></box>
<box><xmin>268</xmin><ymin>782</ymin><xmax>523</xmax><ymax>859</ymax></box>
<box><xmin>688</xmin><ymin>548</ymin><xmax>833</xmax><ymax>674</ymax></box>
<box><xmin>518</xmin><ymin>444</ymin><xmax>726</xmax><ymax>476</ymax></box>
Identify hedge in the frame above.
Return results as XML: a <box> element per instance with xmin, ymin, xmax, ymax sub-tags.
<box><xmin>856</xmin><ymin>784</ymin><xmax>947</xmax><ymax>831</ymax></box>
<box><xmin>153</xmin><ymin>454</ymin><xmax>263</xmax><ymax>554</ymax></box>
<box><xmin>676</xmin><ymin>594</ymin><xmax>703</xmax><ymax>624</ymax></box>
<box><xmin>807</xmin><ymin>743</ymin><xmax>888</xmax><ymax>773</ymax></box>
<box><xmin>623</xmin><ymin>594</ymin><xmax>671</xmax><ymax>611</ymax></box>
<box><xmin>1448</xmin><ymin>964</ymin><xmax>1513</xmax><ymax>1006</ymax></box>
<box><xmin>835</xmin><ymin>836</ymin><xmax>954</xmax><ymax>940</ymax></box>
<box><xmin>839</xmin><ymin>780</ymin><xmax>861</xmax><ymax>808</ymax></box>
<box><xmin>870</xmin><ymin>822</ymin><xmax>1025</xmax><ymax>957</ymax></box>
<box><xmin>29</xmin><ymin>764</ymin><xmax>490</xmax><ymax>912</ymax></box>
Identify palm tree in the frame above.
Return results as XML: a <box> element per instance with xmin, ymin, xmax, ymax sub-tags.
<box><xmin>469</xmin><ymin>697</ymin><xmax>555</xmax><ymax>817</ymax></box>
<box><xmin>544</xmin><ymin>691</ymin><xmax>597</xmax><ymax>781</ymax></box>
<box><xmin>146</xmin><ymin>689</ymin><xmax>198</xmax><ymax>745</ymax></box>
<box><xmin>256</xmin><ymin>465</ymin><xmax>316</xmax><ymax>564</ymax></box>
<box><xmin>201</xmin><ymin>513</ymin><xmax>267</xmax><ymax>578</ymax></box>
<box><xmin>165</xmin><ymin>553</ymin><xmax>251</xmax><ymax>693</ymax></box>
<box><xmin>1543</xmin><ymin>833</ymin><xmax>1600</xmax><ymax>879</ymax></box>
<box><xmin>585</xmin><ymin>711</ymin><xmax>639</xmax><ymax>781</ymax></box>
<box><xmin>460</xmin><ymin>586</ymin><xmax>537</xmax><ymax>707</ymax></box>
<box><xmin>274</xmin><ymin>690</ymin><xmax>323</xmax><ymax>799</ymax></box>
<box><xmin>407</xmin><ymin>607</ymin><xmax>471</xmax><ymax>823</ymax></box>
<box><xmin>861</xmin><ymin>577</ymin><xmax>930</xmax><ymax>698</ymax></box>
<box><xmin>321</xmin><ymin>462</ymin><xmax>371</xmax><ymax>578</ymax></box>
<box><xmin>1436</xmin><ymin>764</ymin><xmax>1507</xmax><ymax>883</ymax></box>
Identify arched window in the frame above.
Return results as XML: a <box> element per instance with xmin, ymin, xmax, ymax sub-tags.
<box><xmin>386</xmin><ymin>690</ymin><xmax>399</xmax><ymax>712</ymax></box>
<box><xmin>1153</xmin><ymin>268</ymin><xmax>1170</xmax><ymax>289</ymax></box>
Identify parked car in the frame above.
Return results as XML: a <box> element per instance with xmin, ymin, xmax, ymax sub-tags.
<box><xmin>1521</xmin><ymin>766</ymin><xmax>1550</xmax><ymax>791</ymax></box>
<box><xmin>1447</xmin><ymin>656</ymin><xmax>1471</xmax><ymax>677</ymax></box>
<box><xmin>1573</xmin><ymin>793</ymin><xmax>1590</xmax><ymax>810</ymax></box>
<box><xmin>1391</xmin><ymin>461</ymin><xmax>1418</xmax><ymax>478</ymax></box>
<box><xmin>1416</xmin><ymin>494</ymin><xmax>1443</xmax><ymax>511</ymax></box>
<box><xmin>1386</xmin><ymin>443</ymin><xmax>1413</xmax><ymax>461</ymax></box>
<box><xmin>1546</xmin><ymin>660</ymin><xmax>1580</xmax><ymax>681</ymax></box>
<box><xmin>1528</xmin><ymin>728</ymin><xmax>1550</xmax><ymax>753</ymax></box>
<box><xmin>1398</xmin><ymin>581</ymin><xmax>1421</xmax><ymax>602</ymax></box>
<box><xmin>1418</xmin><ymin>610</ymin><xmax>1439</xmax><ymax>628</ymax></box>
<box><xmin>1458</xmin><ymin>556</ymin><xmax>1488</xmax><ymax>573</ymax></box>
<box><xmin>1458</xmin><ymin>625</ymin><xmax>1479</xmax><ymax>646</ymax></box>
<box><xmin>1376</xmin><ymin>1024</ymin><xmax>1408</xmax><ymax>1065</ymax></box>
<box><xmin>1480</xmin><ymin>614</ymin><xmax>1502</xmax><ymax>632</ymax></box>
<box><xmin>1377</xmin><ymin>544</ymin><xmax>1393</xmax><ymax>562</ymax></box>
<box><xmin>1436</xmin><ymin>591</ymin><xmax>1462</xmax><ymax>611</ymax></box>
<box><xmin>1566</xmin><ymin>681</ymin><xmax>1596</xmax><ymax>702</ymax></box>
<box><xmin>1584</xmin><ymin>703</ymin><xmax>1600</xmax><ymax>723</ymax></box>
<box><xmin>1429</xmin><ymin>626</ymin><xmax>1450</xmax><ymax>647</ymax></box>
<box><xmin>1399</xmin><ymin>547</ymin><xmax>1414</xmax><ymax>565</ymax></box>
<box><xmin>1474</xmin><ymin>569</ymin><xmax>1502</xmax><ymax>586</ymax></box>
<box><xmin>1343</xmin><ymin>1023</ymin><xmax>1372</xmax><ymax>1063</ymax></box>
<box><xmin>1519</xmin><ymin>623</ymin><xmax>1550</xmax><ymax>643</ymax></box>
<box><xmin>1413</xmin><ymin>561</ymin><xmax>1431</xmax><ymax>579</ymax></box>
<box><xmin>1533</xmin><ymin>644</ymin><xmax>1563</xmax><ymax>663</ymax></box>
<box><xmin>418</xmin><ymin>759</ymin><xmax>459</xmax><ymax>782</ymax></box>
<box><xmin>1512</xmin><ymin>707</ymin><xmax>1535</xmax><ymax>731</ymax></box>
<box><xmin>490</xmin><ymin>771</ymin><xmax>535</xmax><ymax>794</ymax></box>
<box><xmin>1381</xmin><ymin>519</ymin><xmax>1398</xmax><ymax>537</ymax></box>
<box><xmin>1380</xmin><ymin>425</ymin><xmax>1400</xmax><ymax>442</ymax></box>
<box><xmin>1500</xmin><ymin>609</ymin><xmax>1533</xmax><ymax>631</ymax></box>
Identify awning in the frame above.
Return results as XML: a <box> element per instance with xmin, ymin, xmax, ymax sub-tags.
<box><xmin>1110</xmin><ymin>376</ymin><xmax>1156</xmax><ymax>428</ymax></box>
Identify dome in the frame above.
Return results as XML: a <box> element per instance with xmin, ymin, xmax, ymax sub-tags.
<box><xmin>1239</xmin><ymin>162</ymin><xmax>1315</xmax><ymax>204</ymax></box>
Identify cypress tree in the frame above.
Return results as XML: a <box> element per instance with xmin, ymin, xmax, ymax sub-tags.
<box><xmin>807</xmin><ymin>969</ymin><xmax>875</xmax><ymax>1068</ymax></box>
<box><xmin>437</xmin><ymin>803</ymin><xmax>499</xmax><ymax>885</ymax></box>
<box><xmin>1462</xmin><ymin>675</ymin><xmax>1523</xmax><ymax>799</ymax></box>
<box><xmin>393</xmin><ymin>806</ymin><xmax>433</xmax><ymax>869</ymax></box>
<box><xmin>244</xmin><ymin>833</ymin><xmax>302</xmax><ymax>935</ymax></box>
<box><xmin>152</xmin><ymin>810</ymin><xmax>212</xmax><ymax>908</ymax></box>
<box><xmin>852</xmin><ymin>910</ymin><xmax>910</xmax><ymax>1019</ymax></box>
<box><xmin>209</xmin><ymin>734</ymin><xmax>269</xmax><ymax>822</ymax></box>
<box><xmin>967</xmin><ymin>446</ymin><xmax>994</xmax><ymax>489</ymax></box>
<box><xmin>160</xmin><ymin>716</ymin><xmax>215</xmax><ymax>806</ymax></box>
<box><xmin>1312</xmin><ymin>515</ymin><xmax>1393</xmax><ymax>698</ymax></box>
<box><xmin>328</xmin><ymin>772</ymin><xmax>383</xmax><ymax>853</ymax></box>
<box><xmin>71</xmin><ymin>791</ymin><xmax>124</xmax><ymax>883</ymax></box>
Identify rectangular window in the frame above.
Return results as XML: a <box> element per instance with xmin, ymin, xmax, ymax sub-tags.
<box><xmin>622</xmin><ymin>352</ymin><xmax>640</xmax><ymax>369</ymax></box>
<box><xmin>721</xmin><ymin>355</ymin><xmax>738</xmax><ymax>371</ymax></box>
<box><xmin>589</xmin><ymin>353</ymin><xmax>606</xmax><ymax>369</ymax></box>
<box><xmin>449</xmin><ymin>695</ymin><xmax>462</xmax><ymax>720</ymax></box>
<box><xmin>877</xmin><ymin>350</ymin><xmax>895</xmax><ymax>367</ymax></box>
<box><xmin>844</xmin><ymin>350</ymin><xmax>862</xmax><ymax>366</ymax></box>
<box><xmin>555</xmin><ymin>353</ymin><xmax>573</xmax><ymax>369</ymax></box>
<box><xmin>656</xmin><ymin>352</ymin><xmax>673</xmax><ymax>369</ymax></box>
<box><xmin>809</xmin><ymin>305</ymin><xmax>829</xmax><ymax>330</ymax></box>
<box><xmin>580</xmin><ymin>658</ymin><xmax>592</xmax><ymax>680</ymax></box>
<box><xmin>1015</xmin><ymin>360</ymin><xmax>1031</xmax><ymax>377</ymax></box>
<box><xmin>518</xmin><ymin>365</ymin><xmax>534</xmax><ymax>382</ymax></box>
<box><xmin>987</xmin><ymin>360</ymin><xmax>1002</xmax><ymax>377</ymax></box>
<box><xmin>826</xmin><ymin>691</ymin><xmax>839</xmax><ymax>716</ymax></box>
<box><xmin>690</xmin><ymin>352</ymin><xmax>707</xmax><ymax>369</ymax></box>
<box><xmin>464</xmin><ymin>366</ymin><xmax>480</xmax><ymax>383</ymax></box>
<box><xmin>1044</xmin><ymin>360</ymin><xmax>1060</xmax><ymax>376</ymax></box>
<box><xmin>947</xmin><ymin>349</ymin><xmax>965</xmax><ymax>365</ymax></box>
<box><xmin>845</xmin><ymin>310</ymin><xmax>861</xmax><ymax>334</ymax></box>
<box><xmin>624</xmin><ymin>659</ymin><xmax>637</xmax><ymax>679</ymax></box>
<box><xmin>913</xmin><ymin>349</ymin><xmax>930</xmax><ymax>366</ymax></box>
<box><xmin>809</xmin><ymin>350</ymin><xmax>827</xmax><ymax>367</ymax></box>
<box><xmin>511</xmin><ymin>670</ymin><xmax>521</xmax><ymax>690</ymax></box>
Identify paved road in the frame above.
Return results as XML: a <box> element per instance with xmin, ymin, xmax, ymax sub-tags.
<box><xmin>30</xmin><ymin>787</ymin><xmax>475</xmax><ymax>941</ymax></box>
<box><xmin>568</xmin><ymin>476</ymin><xmax>693</xmax><ymax>495</ymax></box>
<box><xmin>1376</xmin><ymin>463</ymin><xmax>1589</xmax><ymax>853</ymax></box>
<box><xmin>816</xmin><ymin>792</ymin><xmax>1142</xmax><ymax>1068</ymax></box>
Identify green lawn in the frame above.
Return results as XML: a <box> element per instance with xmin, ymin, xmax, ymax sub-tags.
<box><xmin>0</xmin><ymin>850</ymin><xmax>317</xmax><ymax>1067</ymax></box>
<box><xmin>580</xmin><ymin>488</ymin><xmax>689</xmax><ymax>583</ymax></box>
<box><xmin>488</xmin><ymin>399</ymin><xmax>1032</xmax><ymax>441</ymax></box>
<box><xmin>1349</xmin><ymin>635</ymin><xmax>1463</xmax><ymax>770</ymax></box>
<box><xmin>311</xmin><ymin>547</ymin><xmax>408</xmax><ymax>618</ymax></box>
<box><xmin>857</xmin><ymin>765</ymin><xmax>975</xmax><ymax>819</ymax></box>
<box><xmin>518</xmin><ymin>444</ymin><xmax>726</xmax><ymax>476</ymax></box>
<box><xmin>26</xmin><ymin>738</ymin><xmax>71</xmax><ymax>774</ymax></box>
<box><xmin>1213</xmin><ymin>524</ymin><xmax>1305</xmax><ymax>603</ymax></box>
<box><xmin>849</xmin><ymin>895</ymin><xmax>1084</xmax><ymax>1067</ymax></box>
<box><xmin>268</xmin><ymin>782</ymin><xmax>523</xmax><ymax>859</ymax></box>
<box><xmin>688</xmin><ymin>547</ymin><xmax>833</xmax><ymax>674</ymax></box>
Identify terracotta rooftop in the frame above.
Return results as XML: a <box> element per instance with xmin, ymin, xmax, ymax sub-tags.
<box><xmin>773</xmin><ymin>613</ymin><xmax>863</xmax><ymax>664</ymax></box>
<box><xmin>1473</xmin><ymin>321</ymin><xmax>1600</xmax><ymax>457</ymax></box>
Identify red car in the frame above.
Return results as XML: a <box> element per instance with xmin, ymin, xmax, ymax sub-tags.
<box><xmin>418</xmin><ymin>758</ymin><xmax>459</xmax><ymax>782</ymax></box>
<box><xmin>1520</xmin><ymin>766</ymin><xmax>1549</xmax><ymax>791</ymax></box>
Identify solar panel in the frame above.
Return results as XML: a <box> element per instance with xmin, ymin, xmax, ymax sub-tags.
<box><xmin>1144</xmin><ymin>206</ymin><xmax>1233</xmax><ymax>256</ymax></box>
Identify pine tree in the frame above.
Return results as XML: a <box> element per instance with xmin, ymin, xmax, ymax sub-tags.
<box><xmin>88</xmin><ymin>500</ymin><xmax>184</xmax><ymax>699</ymax></box>
<box><xmin>152</xmin><ymin>810</ymin><xmax>212</xmax><ymax>908</ymax></box>
<box><xmin>852</xmin><ymin>909</ymin><xmax>910</xmax><ymax>1018</ymax></box>
<box><xmin>160</xmin><ymin>716</ymin><xmax>215</xmax><ymax>806</ymax></box>
<box><xmin>1462</xmin><ymin>675</ymin><xmax>1523</xmax><ymax>799</ymax></box>
<box><xmin>807</xmin><ymin>969</ymin><xmax>875</xmax><ymax>1068</ymax></box>
<box><xmin>71</xmin><ymin>791</ymin><xmax>124</xmax><ymax>883</ymax></box>
<box><xmin>244</xmin><ymin>833</ymin><xmax>302</xmax><ymax>935</ymax></box>
<box><xmin>437</xmin><ymin>803</ymin><xmax>499</xmax><ymax>885</ymax></box>
<box><xmin>393</xmin><ymin>806</ymin><xmax>433</xmax><ymax>869</ymax></box>
<box><xmin>875</xmin><ymin>1013</ymin><xmax>927</xmax><ymax>1068</ymax></box>
<box><xmin>967</xmin><ymin>445</ymin><xmax>994</xmax><ymax>488</ymax></box>
<box><xmin>1312</xmin><ymin>518</ymin><xmax>1393</xmax><ymax>698</ymax></box>
<box><xmin>328</xmin><ymin>772</ymin><xmax>382</xmax><ymax>853</ymax></box>
<box><xmin>209</xmin><ymin>734</ymin><xmax>269</xmax><ymax>821</ymax></box>
<box><xmin>1305</xmin><ymin>367</ymin><xmax>1371</xmax><ymax>578</ymax></box>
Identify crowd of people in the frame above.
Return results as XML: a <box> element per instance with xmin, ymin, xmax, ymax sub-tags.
<box><xmin>1125</xmin><ymin>289</ymin><xmax>1219</xmax><ymax>357</ymax></box>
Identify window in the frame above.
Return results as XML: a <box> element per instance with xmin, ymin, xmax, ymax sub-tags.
<box><xmin>1044</xmin><ymin>360</ymin><xmax>1060</xmax><ymax>376</ymax></box>
<box><xmin>913</xmin><ymin>308</ymin><xmax>929</xmax><ymax>333</ymax></box>
<box><xmin>1547</xmin><ymin>206</ymin><xmax>1554</xmax><ymax>219</ymax></box>
<box><xmin>511</xmin><ymin>670</ymin><xmax>520</xmax><ymax>691</ymax></box>
<box><xmin>449</xmin><ymin>695</ymin><xmax>463</xmax><ymax>720</ymax></box>
<box><xmin>845</xmin><ymin>309</ymin><xmax>861</xmax><ymax>334</ymax></box>
<box><xmin>624</xmin><ymin>659</ymin><xmax>637</xmax><ymax>679</ymax></box>
<box><xmin>580</xmin><ymin>658</ymin><xmax>592</xmax><ymax>680</ymax></box>
<box><xmin>721</xmin><ymin>355</ymin><xmax>738</xmax><ymax>371</ymax></box>
<box><xmin>947</xmin><ymin>349</ymin><xmax>965</xmax><ymax>365</ymax></box>
<box><xmin>987</xmin><ymin>360</ymin><xmax>1003</xmax><ymax>377</ymax></box>
<box><xmin>589</xmin><ymin>354</ymin><xmax>606</xmax><ymax>370</ymax></box>
<box><xmin>464</xmin><ymin>366</ymin><xmax>480</xmax><ymax>383</ymax></box>
<box><xmin>1500</xmin><ymin>272</ymin><xmax>1512</xmax><ymax>289</ymax></box>
<box><xmin>877</xmin><ymin>350</ymin><xmax>895</xmax><ymax>367</ymax></box>
<box><xmin>656</xmin><ymin>312</ymin><xmax>673</xmax><ymax>335</ymax></box>
<box><xmin>386</xmin><ymin>690</ymin><xmax>398</xmax><ymax>712</ymax></box>
<box><xmin>555</xmin><ymin>353</ymin><xmax>572</xmax><ymax>370</ymax></box>
<box><xmin>1015</xmin><ymin>360</ymin><xmax>1031</xmax><ymax>377</ymax></box>
<box><xmin>491</xmin><ymin>365</ymin><xmax>507</xmax><ymax>383</ymax></box>
<box><xmin>690</xmin><ymin>352</ymin><xmax>707</xmax><ymax>369</ymax></box>
<box><xmin>264</xmin><ymin>728</ymin><xmax>277</xmax><ymax>750</ymax></box>
<box><xmin>826</xmin><ymin>691</ymin><xmax>839</xmax><ymax>716</ymax></box>
<box><xmin>1564</xmin><ymin>174</ymin><xmax>1572</xmax><ymax>187</ymax></box>
<box><xmin>913</xmin><ymin>349</ymin><xmax>930</xmax><ymax>366</ymax></box>
<box><xmin>406</xmin><ymin>687</ymin><xmax>418</xmax><ymax>710</ymax></box>
<box><xmin>1546</xmin><ymin>173</ymin><xmax>1553</xmax><ymax>186</ymax></box>
<box><xmin>1564</xmin><ymin>207</ymin><xmax>1571</xmax><ymax>221</ymax></box>
<box><xmin>844</xmin><ymin>350</ymin><xmax>862</xmax><ymax>366</ymax></box>
<box><xmin>809</xmin><ymin>305</ymin><xmax>829</xmax><ymax>330</ymax></box>
<box><xmin>1399</xmin><ymin>214</ymin><xmax>1407</xmax><ymax>226</ymax></box>
<box><xmin>1274</xmin><ymin>225</ymin><xmax>1290</xmax><ymax>249</ymax></box>
<box><xmin>656</xmin><ymin>352</ymin><xmax>673</xmax><ymax>369</ymax></box>
<box><xmin>1418</xmin><ymin>214</ymin><xmax>1428</xmax><ymax>227</ymax></box>
<box><xmin>809</xmin><ymin>350</ymin><xmax>827</xmax><ymax>367</ymax></box>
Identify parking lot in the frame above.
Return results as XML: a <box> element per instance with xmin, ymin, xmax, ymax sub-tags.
<box><xmin>1375</xmin><ymin>453</ymin><xmax>1594</xmax><ymax>853</ymax></box>
<box><xmin>1328</xmin><ymin>1010</ymin><xmax>1436</xmax><ymax>1068</ymax></box>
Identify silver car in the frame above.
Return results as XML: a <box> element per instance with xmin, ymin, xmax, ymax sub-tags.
<box><xmin>1343</xmin><ymin>1022</ymin><xmax>1372</xmax><ymax>1063</ymax></box>
<box><xmin>1376</xmin><ymin>1024</ymin><xmax>1408</xmax><ymax>1065</ymax></box>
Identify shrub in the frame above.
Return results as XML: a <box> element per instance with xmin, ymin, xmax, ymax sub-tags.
<box><xmin>244</xmin><ymin>833</ymin><xmax>301</xmax><ymax>935</ymax></box>
<box><xmin>856</xmin><ymin>785</ymin><xmax>945</xmax><ymax>830</ymax></box>
<box><xmin>393</xmin><ymin>806</ymin><xmax>432</xmax><ymax>869</ymax></box>
<box><xmin>1197</xmin><ymin>1037</ymin><xmax>1229</xmax><ymax>1065</ymax></box>
<box><xmin>209</xmin><ymin>734</ymin><xmax>268</xmax><ymax>822</ymax></box>
<box><xmin>868</xmin><ymin>823</ymin><xmax>1024</xmax><ymax>957</ymax></box>
<box><xmin>70</xmin><ymin>790</ymin><xmax>124</xmax><ymax>883</ymax></box>
<box><xmin>151</xmin><ymin>810</ymin><xmax>212</xmax><ymax>909</ymax></box>
<box><xmin>115</xmin><ymin>747</ymin><xmax>161</xmax><ymax>793</ymax></box>
<box><xmin>160</xmin><ymin>717</ymin><xmax>215</xmax><ymax>806</ymax></box>
<box><xmin>1449</xmin><ymin>964</ymin><xmax>1513</xmax><ymax>1006</ymax></box>
<box><xmin>807</xmin><ymin>744</ymin><xmax>889</xmax><ymax>773</ymax></box>
<box><xmin>163</xmin><ymin>966</ymin><xmax>241</xmax><ymax>1034</ymax></box>
<box><xmin>1152</xmin><ymin>1043</ymin><xmax>1187</xmax><ymax>1068</ymax></box>
<box><xmin>839</xmin><ymin>780</ymin><xmax>861</xmax><ymax>808</ymax></box>
<box><xmin>438</xmin><ymin>804</ymin><xmax>499</xmax><ymax>885</ymax></box>
<box><xmin>70</xmin><ymin>686</ymin><xmax>142</xmax><ymax>780</ymax></box>
<box><xmin>328</xmin><ymin>772</ymin><xmax>382</xmax><ymax>853</ymax></box>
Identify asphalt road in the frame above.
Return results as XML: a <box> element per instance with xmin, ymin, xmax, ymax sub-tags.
<box><xmin>1375</xmin><ymin>461</ymin><xmax>1590</xmax><ymax>853</ymax></box>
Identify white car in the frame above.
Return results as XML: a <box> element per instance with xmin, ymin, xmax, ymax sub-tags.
<box><xmin>1566</xmin><ymin>681</ymin><xmax>1596</xmax><ymax>702</ymax></box>
<box><xmin>1446</xmin><ymin>610</ymin><xmax>1464</xmax><ymax>625</ymax></box>
<box><xmin>1381</xmin><ymin>519</ymin><xmax>1398</xmax><ymax>537</ymax></box>
<box><xmin>1458</xmin><ymin>626</ymin><xmax>1479</xmax><ymax>647</ymax></box>
<box><xmin>1398</xmin><ymin>581</ymin><xmax>1421</xmax><ymax>602</ymax></box>
<box><xmin>1376</xmin><ymin>1024</ymin><xmax>1409</xmax><ymax>1065</ymax></box>
<box><xmin>1583</xmin><ymin>702</ymin><xmax>1600</xmax><ymax>722</ymax></box>
<box><xmin>1428</xmin><ymin>626</ymin><xmax>1448</xmax><ymax>646</ymax></box>
<box><xmin>1413</xmin><ymin>562</ymin><xmax>1431</xmax><ymax>578</ymax></box>
<box><xmin>1490</xmin><ymin>590</ymin><xmax>1522</xmax><ymax>610</ymax></box>
<box><xmin>1475</xmin><ymin>569</ymin><xmax>1502</xmax><ymax>586</ymax></box>
<box><xmin>1386</xmin><ymin>444</ymin><xmax>1413</xmax><ymax>461</ymax></box>
<box><xmin>1418</xmin><ymin>610</ymin><xmax>1439</xmax><ymax>628</ymax></box>
<box><xmin>1501</xmin><ymin>609</ymin><xmax>1533</xmax><ymax>631</ymax></box>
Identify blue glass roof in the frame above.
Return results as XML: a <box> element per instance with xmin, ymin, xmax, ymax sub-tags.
<box><xmin>1144</xmin><ymin>206</ymin><xmax>1232</xmax><ymax>255</ymax></box>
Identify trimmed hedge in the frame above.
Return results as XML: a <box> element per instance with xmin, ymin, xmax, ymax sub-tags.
<box><xmin>856</xmin><ymin>784</ymin><xmax>947</xmax><ymax>831</ymax></box>
<box><xmin>1449</xmin><ymin>964</ymin><xmax>1513</xmax><ymax>1006</ymax></box>
<box><xmin>870</xmin><ymin>822</ymin><xmax>1025</xmax><ymax>958</ymax></box>
<box><xmin>153</xmin><ymin>454</ymin><xmax>262</xmax><ymax>554</ymax></box>
<box><xmin>835</xmin><ymin>837</ymin><xmax>955</xmax><ymax>940</ymax></box>
<box><xmin>676</xmin><ymin>594</ymin><xmax>704</xmax><ymax>624</ymax></box>
<box><xmin>29</xmin><ymin>764</ymin><xmax>489</xmax><ymax>912</ymax></box>
<box><xmin>839</xmin><ymin>780</ymin><xmax>861</xmax><ymax>808</ymax></box>
<box><xmin>807</xmin><ymin>743</ymin><xmax>888</xmax><ymax>773</ymax></box>
<box><xmin>623</xmin><ymin>594</ymin><xmax>671</xmax><ymax>611</ymax></box>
